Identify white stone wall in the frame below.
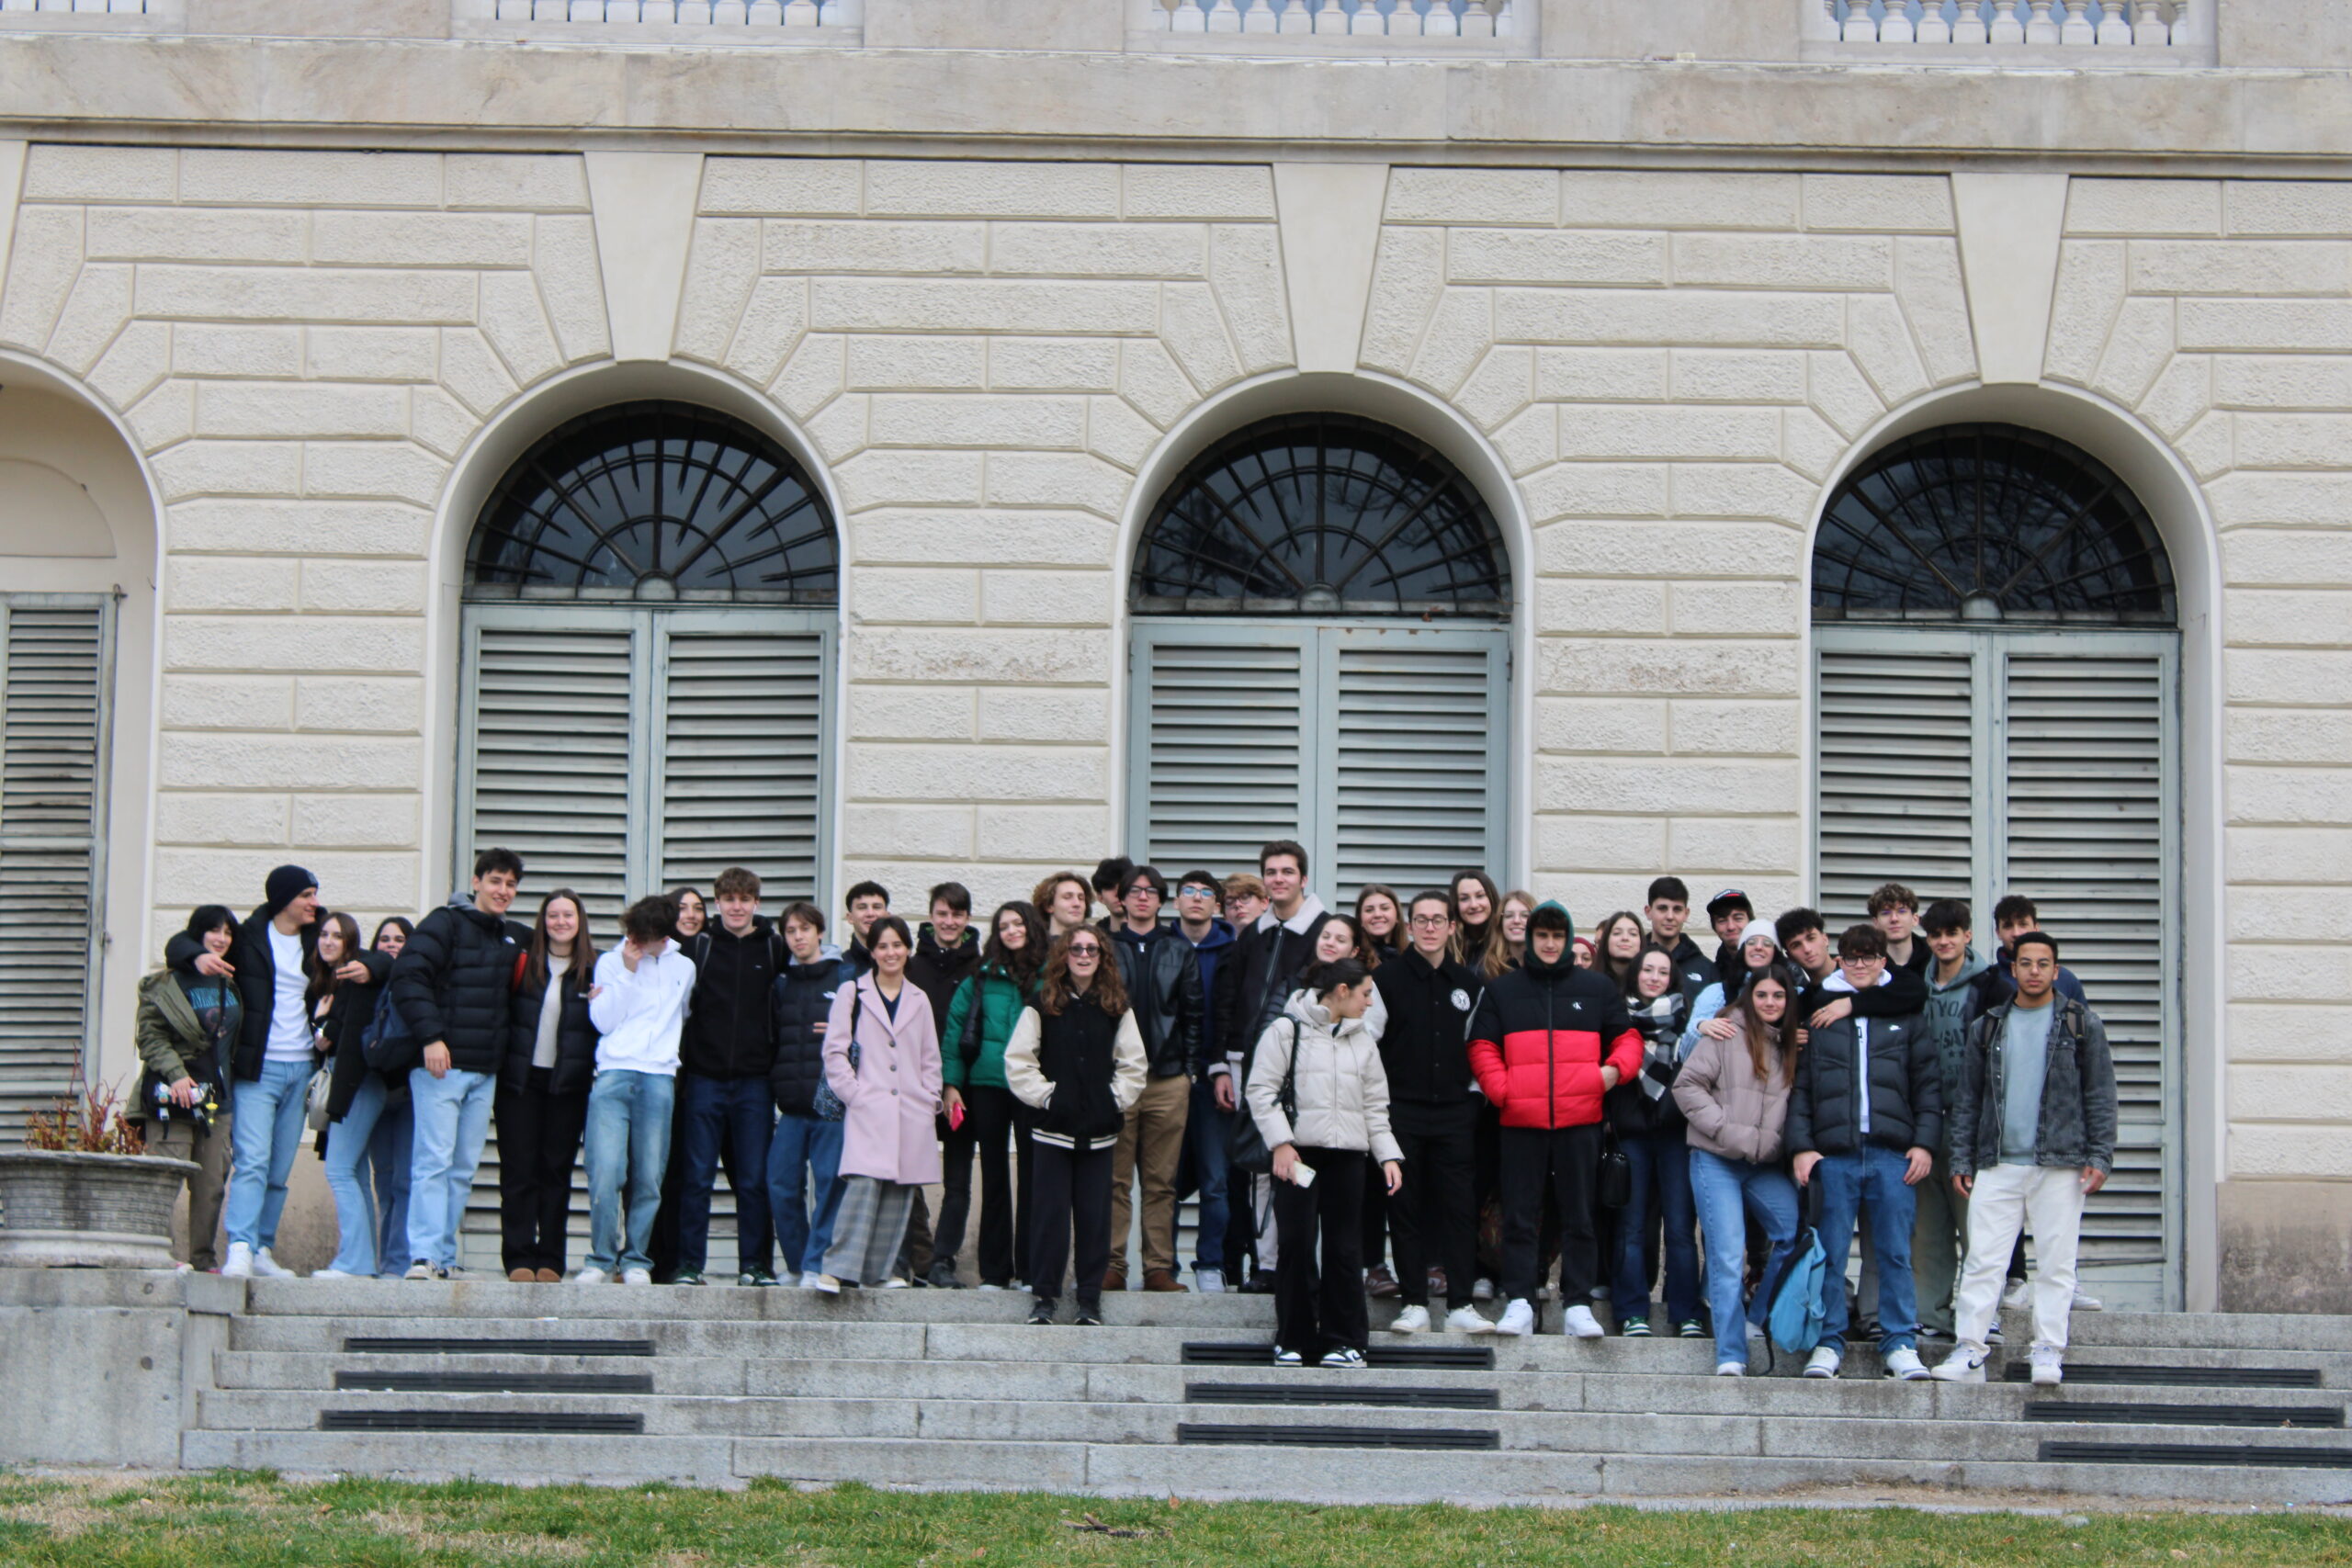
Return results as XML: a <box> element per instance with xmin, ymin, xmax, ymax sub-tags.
<box><xmin>2</xmin><ymin>146</ymin><xmax>2346</xmax><ymax>1270</ymax></box>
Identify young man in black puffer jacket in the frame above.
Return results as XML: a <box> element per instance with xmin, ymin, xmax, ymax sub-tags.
<box><xmin>1786</xmin><ymin>923</ymin><xmax>1941</xmax><ymax>1382</ymax></box>
<box><xmin>390</xmin><ymin>847</ymin><xmax>531</xmax><ymax>1280</ymax></box>
<box><xmin>767</xmin><ymin>900</ymin><xmax>860</xmax><ymax>1288</ymax></box>
<box><xmin>908</xmin><ymin>882</ymin><xmax>983</xmax><ymax>1287</ymax></box>
<box><xmin>674</xmin><ymin>866</ymin><xmax>788</xmax><ymax>1288</ymax></box>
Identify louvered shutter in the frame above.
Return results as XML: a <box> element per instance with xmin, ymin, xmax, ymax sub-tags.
<box><xmin>1815</xmin><ymin>641</ymin><xmax>1980</xmax><ymax>926</ymax></box>
<box><xmin>656</xmin><ymin>626</ymin><xmax>826</xmax><ymax>896</ymax></box>
<box><xmin>1328</xmin><ymin>629</ymin><xmax>1506</xmax><ymax>904</ymax></box>
<box><xmin>460</xmin><ymin>619</ymin><xmax>635</xmax><ymax>928</ymax></box>
<box><xmin>1131</xmin><ymin>628</ymin><xmax>1309</xmax><ymax>874</ymax></box>
<box><xmin>0</xmin><ymin>600</ymin><xmax>109</xmax><ymax>1141</ymax></box>
<box><xmin>2002</xmin><ymin>644</ymin><xmax>2176</xmax><ymax>1294</ymax></box>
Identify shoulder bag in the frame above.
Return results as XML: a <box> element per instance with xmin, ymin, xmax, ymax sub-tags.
<box><xmin>1227</xmin><ymin>1017</ymin><xmax>1298</xmax><ymax>1176</ymax></box>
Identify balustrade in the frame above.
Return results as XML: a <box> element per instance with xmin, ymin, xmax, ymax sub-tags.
<box><xmin>1820</xmin><ymin>0</ymin><xmax>2189</xmax><ymax>44</ymax></box>
<box><xmin>1150</xmin><ymin>0</ymin><xmax>1515</xmax><ymax>39</ymax></box>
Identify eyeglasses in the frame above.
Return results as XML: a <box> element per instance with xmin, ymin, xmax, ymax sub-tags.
<box><xmin>1177</xmin><ymin>884</ymin><xmax>1217</xmax><ymax>898</ymax></box>
<box><xmin>1408</xmin><ymin>914</ymin><xmax>1451</xmax><ymax>929</ymax></box>
<box><xmin>1067</xmin><ymin>943</ymin><xmax>1102</xmax><ymax>957</ymax></box>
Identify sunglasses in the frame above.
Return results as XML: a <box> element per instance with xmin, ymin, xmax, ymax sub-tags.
<box><xmin>1066</xmin><ymin>942</ymin><xmax>1102</xmax><ymax>956</ymax></box>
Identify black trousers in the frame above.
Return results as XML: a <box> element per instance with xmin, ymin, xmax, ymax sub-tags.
<box><xmin>1389</xmin><ymin>1101</ymin><xmax>1478</xmax><ymax>1309</ymax></box>
<box><xmin>1498</xmin><ymin>1123</ymin><xmax>1601</xmax><ymax>1305</ymax></box>
<box><xmin>1012</xmin><ymin>1099</ymin><xmax>1037</xmax><ymax>1285</ymax></box>
<box><xmin>931</xmin><ymin>1106</ymin><xmax>977</xmax><ymax>1273</ymax></box>
<box><xmin>1028</xmin><ymin>1140</ymin><xmax>1112</xmax><ymax>1312</ymax></box>
<box><xmin>1272</xmin><ymin>1146</ymin><xmax>1370</xmax><ymax>1356</ymax></box>
<box><xmin>493</xmin><ymin>1070</ymin><xmax>588</xmax><ymax>1276</ymax></box>
<box><xmin>1360</xmin><ymin>1156</ymin><xmax>1389</xmax><ymax>1268</ymax></box>
<box><xmin>942</xmin><ymin>1084</ymin><xmax>1021</xmax><ymax>1287</ymax></box>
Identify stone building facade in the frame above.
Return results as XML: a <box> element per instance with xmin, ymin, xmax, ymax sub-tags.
<box><xmin>0</xmin><ymin>0</ymin><xmax>2342</xmax><ymax>1312</ymax></box>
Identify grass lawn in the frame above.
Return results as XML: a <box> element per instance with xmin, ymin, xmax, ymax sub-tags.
<box><xmin>1</xmin><ymin>1471</ymin><xmax>2347</xmax><ymax>1567</ymax></box>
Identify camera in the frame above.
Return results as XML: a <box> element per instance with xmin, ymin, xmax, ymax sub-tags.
<box><xmin>152</xmin><ymin>1077</ymin><xmax>220</xmax><ymax>1130</ymax></box>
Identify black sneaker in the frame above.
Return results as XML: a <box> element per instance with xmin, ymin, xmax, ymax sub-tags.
<box><xmin>1238</xmin><ymin>1273</ymin><xmax>1276</xmax><ymax>1294</ymax></box>
<box><xmin>1319</xmin><ymin>1347</ymin><xmax>1368</xmax><ymax>1369</ymax></box>
<box><xmin>1620</xmin><ymin>1317</ymin><xmax>1652</xmax><ymax>1337</ymax></box>
<box><xmin>1074</xmin><ymin>1309</ymin><xmax>1103</xmax><ymax>1327</ymax></box>
<box><xmin>1677</xmin><ymin>1320</ymin><xmax>1707</xmax><ymax>1339</ymax></box>
<box><xmin>1028</xmin><ymin>1301</ymin><xmax>1057</xmax><ymax>1325</ymax></box>
<box><xmin>672</xmin><ymin>1269</ymin><xmax>705</xmax><ymax>1287</ymax></box>
<box><xmin>1272</xmin><ymin>1346</ymin><xmax>1303</xmax><ymax>1367</ymax></box>
<box><xmin>925</xmin><ymin>1261</ymin><xmax>965</xmax><ymax>1290</ymax></box>
<box><xmin>738</xmin><ymin>1268</ymin><xmax>777</xmax><ymax>1288</ymax></box>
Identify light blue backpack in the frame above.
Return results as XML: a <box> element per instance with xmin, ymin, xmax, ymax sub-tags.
<box><xmin>1763</xmin><ymin>1187</ymin><xmax>1830</xmax><ymax>1358</ymax></box>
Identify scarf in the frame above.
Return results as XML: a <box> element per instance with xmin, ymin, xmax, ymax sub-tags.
<box><xmin>1631</xmin><ymin>990</ymin><xmax>1690</xmax><ymax>1102</ymax></box>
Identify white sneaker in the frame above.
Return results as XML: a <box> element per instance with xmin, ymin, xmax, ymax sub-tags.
<box><xmin>1472</xmin><ymin>1277</ymin><xmax>1495</xmax><ymax>1302</ymax></box>
<box><xmin>975</xmin><ymin>1282</ymin><xmax>1005</xmax><ymax>1293</ymax></box>
<box><xmin>2030</xmin><ymin>1348</ymin><xmax>2065</xmax><ymax>1387</ymax></box>
<box><xmin>1715</xmin><ymin>1360</ymin><xmax>1746</xmax><ymax>1377</ymax></box>
<box><xmin>1195</xmin><ymin>1267</ymin><xmax>1226</xmax><ymax>1294</ymax></box>
<box><xmin>2072</xmin><ymin>1289</ymin><xmax>2102</xmax><ymax>1312</ymax></box>
<box><xmin>2001</xmin><ymin>1279</ymin><xmax>2031</xmax><ymax>1311</ymax></box>
<box><xmin>1804</xmin><ymin>1346</ymin><xmax>1843</xmax><ymax>1379</ymax></box>
<box><xmin>1494</xmin><ymin>1298</ymin><xmax>1536</xmax><ymax>1337</ymax></box>
<box><xmin>1883</xmin><ymin>1346</ymin><xmax>1930</xmax><ymax>1381</ymax></box>
<box><xmin>1930</xmin><ymin>1348</ymin><xmax>1987</xmax><ymax>1382</ymax></box>
<box><xmin>250</xmin><ymin>1248</ymin><xmax>294</xmax><ymax>1280</ymax></box>
<box><xmin>571</xmin><ymin>1268</ymin><xmax>610</xmax><ymax>1286</ymax></box>
<box><xmin>1563</xmin><ymin>1304</ymin><xmax>1605</xmax><ymax>1339</ymax></box>
<box><xmin>1443</xmin><ymin>1304</ymin><xmax>1494</xmax><ymax>1334</ymax></box>
<box><xmin>220</xmin><ymin>1242</ymin><xmax>254</xmax><ymax>1280</ymax></box>
<box><xmin>1746</xmin><ymin>1320</ymin><xmax>1765</xmax><ymax>1342</ymax></box>
<box><xmin>310</xmin><ymin>1269</ymin><xmax>356</xmax><ymax>1280</ymax></box>
<box><xmin>621</xmin><ymin>1267</ymin><xmax>652</xmax><ymax>1286</ymax></box>
<box><xmin>1389</xmin><ymin>1304</ymin><xmax>1430</xmax><ymax>1335</ymax></box>
<box><xmin>797</xmin><ymin>1270</ymin><xmax>822</xmax><ymax>1290</ymax></box>
<box><xmin>402</xmin><ymin>1259</ymin><xmax>441</xmax><ymax>1281</ymax></box>
<box><xmin>879</xmin><ymin>1276</ymin><xmax>910</xmax><ymax>1289</ymax></box>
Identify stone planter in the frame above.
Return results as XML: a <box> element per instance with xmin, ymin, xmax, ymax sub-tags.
<box><xmin>0</xmin><ymin>1148</ymin><xmax>200</xmax><ymax>1269</ymax></box>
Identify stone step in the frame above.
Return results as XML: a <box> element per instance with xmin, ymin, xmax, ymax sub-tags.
<box><xmin>194</xmin><ymin>1387</ymin><xmax>2352</xmax><ymax>1463</ymax></box>
<box><xmin>209</xmin><ymin>1350</ymin><xmax>2352</xmax><ymax>1422</ymax></box>
<box><xmin>176</xmin><ymin>1428</ymin><xmax>2352</xmax><ymax>1506</ymax></box>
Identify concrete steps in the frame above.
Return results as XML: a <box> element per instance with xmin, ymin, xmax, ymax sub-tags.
<box><xmin>182</xmin><ymin>1277</ymin><xmax>2352</xmax><ymax>1506</ymax></box>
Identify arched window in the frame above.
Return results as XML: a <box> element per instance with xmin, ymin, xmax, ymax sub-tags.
<box><xmin>455</xmin><ymin>402</ymin><xmax>837</xmax><ymax>919</ymax></box>
<box><xmin>1127</xmin><ymin>414</ymin><xmax>1512</xmax><ymax>897</ymax></box>
<box><xmin>1812</xmin><ymin>422</ymin><xmax>2179</xmax><ymax>1306</ymax></box>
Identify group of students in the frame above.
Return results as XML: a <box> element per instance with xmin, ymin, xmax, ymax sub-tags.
<box><xmin>129</xmin><ymin>845</ymin><xmax>2116</xmax><ymax>1384</ymax></box>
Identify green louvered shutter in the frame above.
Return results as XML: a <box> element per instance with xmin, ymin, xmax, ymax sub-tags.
<box><xmin>1327</xmin><ymin>627</ymin><xmax>1508</xmax><ymax>905</ymax></box>
<box><xmin>655</xmin><ymin>625</ymin><xmax>828</xmax><ymax>897</ymax></box>
<box><xmin>0</xmin><ymin>599</ymin><xmax>110</xmax><ymax>1142</ymax></box>
<box><xmin>1130</xmin><ymin>626</ymin><xmax>1310</xmax><ymax>876</ymax></box>
<box><xmin>1815</xmin><ymin>638</ymin><xmax>1981</xmax><ymax>927</ymax></box>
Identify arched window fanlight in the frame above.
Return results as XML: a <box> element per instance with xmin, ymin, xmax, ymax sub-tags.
<box><xmin>1132</xmin><ymin>413</ymin><xmax>1510</xmax><ymax>617</ymax></box>
<box><xmin>1813</xmin><ymin>423</ymin><xmax>2175</xmax><ymax>626</ymax></box>
<box><xmin>467</xmin><ymin>400</ymin><xmax>836</xmax><ymax>604</ymax></box>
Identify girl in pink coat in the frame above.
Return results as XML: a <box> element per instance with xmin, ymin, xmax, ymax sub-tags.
<box><xmin>814</xmin><ymin>916</ymin><xmax>942</xmax><ymax>1292</ymax></box>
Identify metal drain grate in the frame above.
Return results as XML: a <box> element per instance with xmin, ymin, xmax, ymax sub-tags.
<box><xmin>343</xmin><ymin>1337</ymin><xmax>656</xmax><ymax>1358</ymax></box>
<box><xmin>2024</xmin><ymin>1401</ymin><xmax>2343</xmax><ymax>1429</ymax></box>
<box><xmin>1186</xmin><ymin>1382</ymin><xmax>1501</xmax><ymax>1410</ymax></box>
<box><xmin>2002</xmin><ymin>1364</ymin><xmax>2320</xmax><ymax>1388</ymax></box>
<box><xmin>1179</xmin><ymin>1422</ymin><xmax>1499</xmax><ymax>1450</ymax></box>
<box><xmin>321</xmin><ymin>1410</ymin><xmax>644</xmax><ymax>1434</ymax></box>
<box><xmin>334</xmin><ymin>1371</ymin><xmax>656</xmax><ymax>1394</ymax></box>
<box><xmin>1180</xmin><ymin>1342</ymin><xmax>1495</xmax><ymax>1370</ymax></box>
<box><xmin>2040</xmin><ymin>1440</ymin><xmax>2352</xmax><ymax>1470</ymax></box>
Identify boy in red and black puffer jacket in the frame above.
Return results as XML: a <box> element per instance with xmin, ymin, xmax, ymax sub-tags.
<box><xmin>1467</xmin><ymin>900</ymin><xmax>1643</xmax><ymax>1339</ymax></box>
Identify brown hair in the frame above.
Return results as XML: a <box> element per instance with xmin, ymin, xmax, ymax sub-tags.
<box><xmin>1031</xmin><ymin>871</ymin><xmax>1089</xmax><ymax>916</ymax></box>
<box><xmin>1449</xmin><ymin>870</ymin><xmax>1511</xmax><ymax>978</ymax></box>
<box><xmin>1317</xmin><ymin>912</ymin><xmax>1383</xmax><ymax>973</ymax></box>
<box><xmin>1593</xmin><ymin>909</ymin><xmax>1646</xmax><ymax>989</ymax></box>
<box><xmin>1735</xmin><ymin>968</ymin><xmax>1798</xmax><ymax>1087</ymax></box>
<box><xmin>714</xmin><ymin>866</ymin><xmax>762</xmax><ymax>901</ymax></box>
<box><xmin>526</xmin><ymin>888</ymin><xmax>600</xmax><ymax>994</ymax></box>
<box><xmin>1038</xmin><ymin>929</ymin><xmax>1130</xmax><ymax>1018</ymax></box>
<box><xmin>303</xmin><ymin>911</ymin><xmax>365</xmax><ymax>1007</ymax></box>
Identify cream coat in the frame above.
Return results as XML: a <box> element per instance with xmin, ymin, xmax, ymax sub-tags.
<box><xmin>1245</xmin><ymin>990</ymin><xmax>1403</xmax><ymax>1165</ymax></box>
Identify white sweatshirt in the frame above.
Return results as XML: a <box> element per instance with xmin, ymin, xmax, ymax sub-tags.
<box><xmin>588</xmin><ymin>945</ymin><xmax>695</xmax><ymax>1075</ymax></box>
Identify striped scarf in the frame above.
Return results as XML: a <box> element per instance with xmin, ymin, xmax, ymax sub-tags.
<box><xmin>1631</xmin><ymin>991</ymin><xmax>1690</xmax><ymax>1103</ymax></box>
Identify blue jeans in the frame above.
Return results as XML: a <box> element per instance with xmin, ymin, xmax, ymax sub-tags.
<box><xmin>767</xmin><ymin>1111</ymin><xmax>847</xmax><ymax>1278</ymax></box>
<box><xmin>1186</xmin><ymin>1078</ymin><xmax>1229</xmax><ymax>1270</ymax></box>
<box><xmin>368</xmin><ymin>1097</ymin><xmax>412</xmax><ymax>1277</ymax></box>
<box><xmin>1812</xmin><ymin>1145</ymin><xmax>1920</xmax><ymax>1355</ymax></box>
<box><xmin>406</xmin><ymin>1066</ymin><xmax>495</xmax><ymax>1268</ymax></box>
<box><xmin>224</xmin><ymin>1056</ymin><xmax>312</xmax><ymax>1251</ymax></box>
<box><xmin>676</xmin><ymin>1074</ymin><xmax>776</xmax><ymax>1275</ymax></box>
<box><xmin>1689</xmin><ymin>1147</ymin><xmax>1798</xmax><ymax>1369</ymax></box>
<box><xmin>1611</xmin><ymin>1130</ymin><xmax>1700</xmax><ymax>1326</ymax></box>
<box><xmin>322</xmin><ymin>1073</ymin><xmax>391</xmax><ymax>1275</ymax></box>
<box><xmin>585</xmin><ymin>1069</ymin><xmax>675</xmax><ymax>1274</ymax></box>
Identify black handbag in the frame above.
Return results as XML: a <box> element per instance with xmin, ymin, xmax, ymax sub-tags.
<box><xmin>1597</xmin><ymin>1125</ymin><xmax>1634</xmax><ymax>1210</ymax></box>
<box><xmin>1227</xmin><ymin>1019</ymin><xmax>1297</xmax><ymax>1176</ymax></box>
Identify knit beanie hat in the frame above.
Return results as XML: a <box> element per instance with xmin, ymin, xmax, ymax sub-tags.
<box><xmin>264</xmin><ymin>864</ymin><xmax>317</xmax><ymax>918</ymax></box>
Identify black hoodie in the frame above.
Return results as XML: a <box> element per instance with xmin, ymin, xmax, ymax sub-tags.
<box><xmin>165</xmin><ymin>903</ymin><xmax>322</xmax><ymax>1082</ymax></box>
<box><xmin>681</xmin><ymin>919</ymin><xmax>786</xmax><ymax>1079</ymax></box>
<box><xmin>907</xmin><ymin>922</ymin><xmax>981</xmax><ymax>1031</ymax></box>
<box><xmin>1372</xmin><ymin>945</ymin><xmax>1485</xmax><ymax>1109</ymax></box>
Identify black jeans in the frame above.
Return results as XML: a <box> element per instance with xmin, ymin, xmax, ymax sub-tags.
<box><xmin>1360</xmin><ymin>1156</ymin><xmax>1389</xmax><ymax>1269</ymax></box>
<box><xmin>1498</xmin><ymin>1123</ymin><xmax>1601</xmax><ymax>1305</ymax></box>
<box><xmin>931</xmin><ymin>1103</ymin><xmax>978</xmax><ymax>1274</ymax></box>
<box><xmin>1028</xmin><ymin>1140</ymin><xmax>1112</xmax><ymax>1313</ymax></box>
<box><xmin>939</xmin><ymin>1085</ymin><xmax>1021</xmax><ymax>1286</ymax></box>
<box><xmin>1272</xmin><ymin>1146</ymin><xmax>1369</xmax><ymax>1356</ymax></box>
<box><xmin>676</xmin><ymin>1073</ymin><xmax>775</xmax><ymax>1276</ymax></box>
<box><xmin>1389</xmin><ymin>1101</ymin><xmax>1477</xmax><ymax>1309</ymax></box>
<box><xmin>493</xmin><ymin>1070</ymin><xmax>588</xmax><ymax>1276</ymax></box>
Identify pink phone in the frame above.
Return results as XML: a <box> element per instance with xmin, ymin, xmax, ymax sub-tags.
<box><xmin>947</xmin><ymin>1101</ymin><xmax>966</xmax><ymax>1132</ymax></box>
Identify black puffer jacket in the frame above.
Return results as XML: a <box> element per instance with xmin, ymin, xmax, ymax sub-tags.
<box><xmin>1214</xmin><ymin>905</ymin><xmax>1331</xmax><ymax>1077</ymax></box>
<box><xmin>1371</xmin><ymin>945</ymin><xmax>1484</xmax><ymax>1108</ymax></box>
<box><xmin>1786</xmin><ymin>982</ymin><xmax>1941</xmax><ymax>1158</ymax></box>
<box><xmin>1660</xmin><ymin>932</ymin><xmax>1717</xmax><ymax>1008</ymax></box>
<box><xmin>503</xmin><ymin>953</ymin><xmax>601</xmax><ymax>1099</ymax></box>
<box><xmin>320</xmin><ymin>950</ymin><xmax>395</xmax><ymax>1123</ymax></box>
<box><xmin>389</xmin><ymin>897</ymin><xmax>531</xmax><ymax>1076</ymax></box>
<box><xmin>770</xmin><ymin>955</ymin><xmax>859</xmax><ymax>1117</ymax></box>
<box><xmin>164</xmin><ymin>904</ymin><xmax>318</xmax><ymax>1083</ymax></box>
<box><xmin>907</xmin><ymin>925</ymin><xmax>981</xmax><ymax>1035</ymax></box>
<box><xmin>1110</xmin><ymin>922</ymin><xmax>1204</xmax><ymax>1079</ymax></box>
<box><xmin>681</xmin><ymin>921</ymin><xmax>786</xmax><ymax>1079</ymax></box>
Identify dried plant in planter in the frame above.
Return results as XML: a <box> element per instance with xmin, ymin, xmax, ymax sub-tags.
<box><xmin>23</xmin><ymin>1080</ymin><xmax>143</xmax><ymax>1156</ymax></box>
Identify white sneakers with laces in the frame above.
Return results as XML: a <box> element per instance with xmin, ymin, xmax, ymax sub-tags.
<box><xmin>571</xmin><ymin>1267</ymin><xmax>610</xmax><ymax>1286</ymax></box>
<box><xmin>1442</xmin><ymin>1304</ymin><xmax>1495</xmax><ymax>1335</ymax></box>
<box><xmin>2030</xmin><ymin>1348</ymin><xmax>2065</xmax><ymax>1386</ymax></box>
<box><xmin>249</xmin><ymin>1247</ymin><xmax>293</xmax><ymax>1280</ymax></box>
<box><xmin>1494</xmin><ymin>1298</ymin><xmax>1536</xmax><ymax>1337</ymax></box>
<box><xmin>1195</xmin><ymin>1267</ymin><xmax>1226</xmax><ymax>1293</ymax></box>
<box><xmin>1562</xmin><ymin>1304</ymin><xmax>1606</xmax><ymax>1339</ymax></box>
<box><xmin>1388</xmin><ymin>1304</ymin><xmax>1430</xmax><ymax>1334</ymax></box>
<box><xmin>621</xmin><ymin>1267</ymin><xmax>652</xmax><ymax>1285</ymax></box>
<box><xmin>1929</xmin><ymin>1348</ymin><xmax>1987</xmax><ymax>1382</ymax></box>
<box><xmin>1715</xmin><ymin>1360</ymin><xmax>1746</xmax><ymax>1377</ymax></box>
<box><xmin>1804</xmin><ymin>1346</ymin><xmax>1843</xmax><ymax>1379</ymax></box>
<box><xmin>1882</xmin><ymin>1346</ymin><xmax>1931</xmax><ymax>1381</ymax></box>
<box><xmin>220</xmin><ymin>1243</ymin><xmax>254</xmax><ymax>1280</ymax></box>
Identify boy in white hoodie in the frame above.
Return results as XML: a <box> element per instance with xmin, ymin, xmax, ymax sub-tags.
<box><xmin>578</xmin><ymin>894</ymin><xmax>698</xmax><ymax>1285</ymax></box>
